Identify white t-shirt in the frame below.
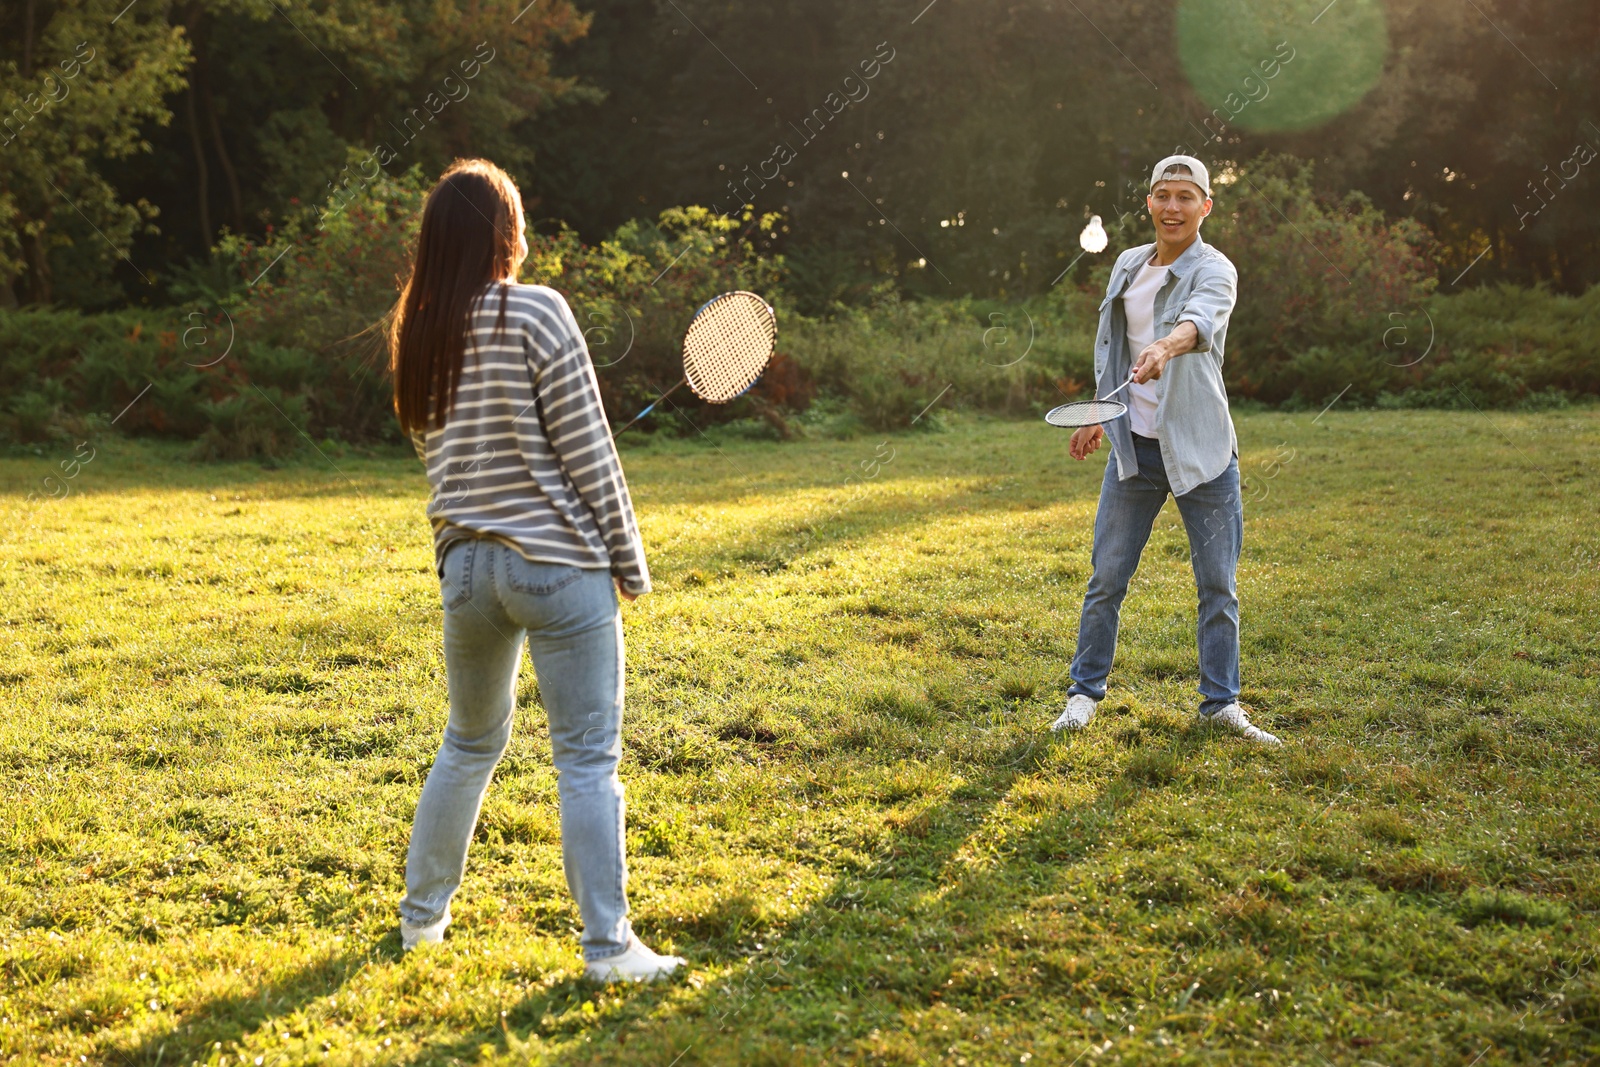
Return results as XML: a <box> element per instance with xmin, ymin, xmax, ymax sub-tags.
<box><xmin>1120</xmin><ymin>256</ymin><xmax>1171</xmax><ymax>438</ymax></box>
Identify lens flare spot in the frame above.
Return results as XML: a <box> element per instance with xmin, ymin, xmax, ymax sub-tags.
<box><xmin>1178</xmin><ymin>0</ymin><xmax>1387</xmax><ymax>134</ymax></box>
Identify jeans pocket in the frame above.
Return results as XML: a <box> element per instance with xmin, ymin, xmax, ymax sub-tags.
<box><xmin>501</xmin><ymin>557</ymin><xmax>613</xmax><ymax>636</ymax></box>
<box><xmin>439</xmin><ymin>539</ymin><xmax>476</xmax><ymax>610</ymax></box>
<box><xmin>505</xmin><ymin>556</ymin><xmax>584</xmax><ymax>596</ymax></box>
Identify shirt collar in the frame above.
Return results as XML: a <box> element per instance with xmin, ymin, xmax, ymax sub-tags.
<box><xmin>1130</xmin><ymin>232</ymin><xmax>1208</xmax><ymax>279</ymax></box>
<box><xmin>1158</xmin><ymin>231</ymin><xmax>1203</xmax><ymax>279</ymax></box>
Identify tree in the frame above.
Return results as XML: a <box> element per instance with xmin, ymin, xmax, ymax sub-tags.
<box><xmin>1</xmin><ymin>0</ymin><xmax>594</xmax><ymax>307</ymax></box>
<box><xmin>0</xmin><ymin>0</ymin><xmax>189</xmax><ymax>307</ymax></box>
<box><xmin>8</xmin><ymin>0</ymin><xmax>1598</xmax><ymax>307</ymax></box>
<box><xmin>522</xmin><ymin>0</ymin><xmax>1599</xmax><ymax>296</ymax></box>
<box><xmin>126</xmin><ymin>0</ymin><xmax>593</xmax><ymax>278</ymax></box>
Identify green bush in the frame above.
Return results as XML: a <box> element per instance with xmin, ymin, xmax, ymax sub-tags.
<box><xmin>0</xmin><ymin>304</ymin><xmax>343</xmax><ymax>456</ymax></box>
<box><xmin>520</xmin><ymin>204</ymin><xmax>790</xmax><ymax>430</ymax></box>
<box><xmin>191</xmin><ymin>385</ymin><xmax>313</xmax><ymax>462</ymax></box>
<box><xmin>2</xmin><ymin>189</ymin><xmax>799</xmax><ymax>457</ymax></box>
<box><xmin>188</xmin><ymin>161</ymin><xmax>793</xmax><ymax>447</ymax></box>
<box><xmin>1354</xmin><ymin>283</ymin><xmax>1600</xmax><ymax>409</ymax></box>
<box><xmin>3</xmin><ymin>149</ymin><xmax>1595</xmax><ymax>453</ymax></box>
<box><xmin>0</xmin><ymin>308</ymin><xmax>196</xmax><ymax>443</ymax></box>
<box><xmin>785</xmin><ymin>292</ymin><xmax>1096</xmax><ymax>431</ymax></box>
<box><xmin>183</xmin><ymin>158</ymin><xmax>426</xmax><ymax>451</ymax></box>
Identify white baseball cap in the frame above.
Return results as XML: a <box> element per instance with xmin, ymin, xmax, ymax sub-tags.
<box><xmin>1149</xmin><ymin>155</ymin><xmax>1211</xmax><ymax>198</ymax></box>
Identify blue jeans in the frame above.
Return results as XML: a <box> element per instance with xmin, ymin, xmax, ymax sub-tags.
<box><xmin>401</xmin><ymin>538</ymin><xmax>633</xmax><ymax>962</ymax></box>
<box><xmin>1067</xmin><ymin>435</ymin><xmax>1242</xmax><ymax>717</ymax></box>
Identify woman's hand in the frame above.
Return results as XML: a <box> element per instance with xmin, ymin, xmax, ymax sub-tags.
<box><xmin>1069</xmin><ymin>424</ymin><xmax>1104</xmax><ymax>460</ymax></box>
<box><xmin>615</xmin><ymin>577</ymin><xmax>639</xmax><ymax>602</ymax></box>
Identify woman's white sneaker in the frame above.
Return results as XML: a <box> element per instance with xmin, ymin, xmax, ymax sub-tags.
<box><xmin>1051</xmin><ymin>694</ymin><xmax>1098</xmax><ymax>732</ymax></box>
<box><xmin>1203</xmin><ymin>703</ymin><xmax>1282</xmax><ymax>745</ymax></box>
<box><xmin>584</xmin><ymin>936</ymin><xmax>686</xmax><ymax>983</ymax></box>
<box><xmin>400</xmin><ymin>910</ymin><xmax>450</xmax><ymax>951</ymax></box>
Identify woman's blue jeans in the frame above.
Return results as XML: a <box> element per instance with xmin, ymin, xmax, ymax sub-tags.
<box><xmin>1067</xmin><ymin>435</ymin><xmax>1242</xmax><ymax>717</ymax></box>
<box><xmin>401</xmin><ymin>538</ymin><xmax>633</xmax><ymax>962</ymax></box>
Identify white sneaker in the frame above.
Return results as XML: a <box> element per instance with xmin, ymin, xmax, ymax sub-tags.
<box><xmin>400</xmin><ymin>910</ymin><xmax>450</xmax><ymax>951</ymax></box>
<box><xmin>1203</xmin><ymin>703</ymin><xmax>1282</xmax><ymax>746</ymax></box>
<box><xmin>1051</xmin><ymin>694</ymin><xmax>1098</xmax><ymax>732</ymax></box>
<box><xmin>584</xmin><ymin>936</ymin><xmax>686</xmax><ymax>983</ymax></box>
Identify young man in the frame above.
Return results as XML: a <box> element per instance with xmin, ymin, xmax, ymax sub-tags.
<box><xmin>1052</xmin><ymin>155</ymin><xmax>1280</xmax><ymax>745</ymax></box>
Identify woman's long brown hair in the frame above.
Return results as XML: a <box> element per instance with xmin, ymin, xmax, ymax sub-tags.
<box><xmin>389</xmin><ymin>158</ymin><xmax>524</xmax><ymax>434</ymax></box>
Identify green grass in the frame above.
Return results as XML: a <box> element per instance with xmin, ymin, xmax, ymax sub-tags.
<box><xmin>2</xmin><ymin>409</ymin><xmax>1597</xmax><ymax>1065</ymax></box>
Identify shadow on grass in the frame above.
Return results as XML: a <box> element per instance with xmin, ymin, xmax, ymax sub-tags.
<box><xmin>91</xmin><ymin>719</ymin><xmax>1263</xmax><ymax>1066</ymax></box>
<box><xmin>388</xmin><ymin>723</ymin><xmax>1207</xmax><ymax>1065</ymax></box>
<box><xmin>99</xmin><ymin>938</ymin><xmax>400</xmax><ymax>1067</ymax></box>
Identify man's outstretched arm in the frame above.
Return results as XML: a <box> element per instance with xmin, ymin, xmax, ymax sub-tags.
<box><xmin>1132</xmin><ymin>259</ymin><xmax>1237</xmax><ymax>382</ymax></box>
<box><xmin>1132</xmin><ymin>320</ymin><xmax>1199</xmax><ymax>383</ymax></box>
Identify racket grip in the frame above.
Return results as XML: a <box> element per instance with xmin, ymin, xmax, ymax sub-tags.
<box><xmin>612</xmin><ymin>403</ymin><xmax>656</xmax><ymax>438</ymax></box>
<box><xmin>612</xmin><ymin>378</ymin><xmax>686</xmax><ymax>437</ymax></box>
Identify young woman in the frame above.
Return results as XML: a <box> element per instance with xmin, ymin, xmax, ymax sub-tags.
<box><xmin>386</xmin><ymin>158</ymin><xmax>682</xmax><ymax>982</ymax></box>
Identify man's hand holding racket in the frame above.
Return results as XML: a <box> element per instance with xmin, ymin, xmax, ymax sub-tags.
<box><xmin>1131</xmin><ymin>341</ymin><xmax>1174</xmax><ymax>383</ymax></box>
<box><xmin>1131</xmin><ymin>321</ymin><xmax>1198</xmax><ymax>383</ymax></box>
<box><xmin>1046</xmin><ymin>322</ymin><xmax>1199</xmax><ymax>448</ymax></box>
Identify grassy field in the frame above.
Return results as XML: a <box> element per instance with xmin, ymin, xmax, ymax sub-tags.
<box><xmin>1</xmin><ymin>408</ymin><xmax>1597</xmax><ymax>1066</ymax></box>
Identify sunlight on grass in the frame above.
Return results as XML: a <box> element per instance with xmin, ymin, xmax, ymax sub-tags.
<box><xmin>1</xmin><ymin>409</ymin><xmax>1597</xmax><ymax>1064</ymax></box>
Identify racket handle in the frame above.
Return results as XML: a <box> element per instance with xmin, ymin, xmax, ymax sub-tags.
<box><xmin>1102</xmin><ymin>370</ymin><xmax>1139</xmax><ymax>401</ymax></box>
<box><xmin>613</xmin><ymin>378</ymin><xmax>686</xmax><ymax>437</ymax></box>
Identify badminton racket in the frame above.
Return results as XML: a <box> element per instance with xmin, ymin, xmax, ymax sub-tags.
<box><xmin>612</xmin><ymin>290</ymin><xmax>776</xmax><ymax>436</ymax></box>
<box><xmin>1043</xmin><ymin>370</ymin><xmax>1140</xmax><ymax>429</ymax></box>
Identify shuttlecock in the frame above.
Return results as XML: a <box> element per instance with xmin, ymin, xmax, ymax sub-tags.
<box><xmin>1080</xmin><ymin>215</ymin><xmax>1108</xmax><ymax>253</ymax></box>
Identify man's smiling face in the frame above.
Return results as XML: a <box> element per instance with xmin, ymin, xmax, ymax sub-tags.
<box><xmin>1147</xmin><ymin>179</ymin><xmax>1212</xmax><ymax>246</ymax></box>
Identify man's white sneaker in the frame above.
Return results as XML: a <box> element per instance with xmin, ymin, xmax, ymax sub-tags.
<box><xmin>1051</xmin><ymin>694</ymin><xmax>1098</xmax><ymax>732</ymax></box>
<box><xmin>400</xmin><ymin>910</ymin><xmax>450</xmax><ymax>951</ymax></box>
<box><xmin>1203</xmin><ymin>703</ymin><xmax>1282</xmax><ymax>746</ymax></box>
<box><xmin>584</xmin><ymin>936</ymin><xmax>686</xmax><ymax>983</ymax></box>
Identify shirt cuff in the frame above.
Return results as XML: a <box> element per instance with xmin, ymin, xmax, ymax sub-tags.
<box><xmin>1179</xmin><ymin>314</ymin><xmax>1215</xmax><ymax>354</ymax></box>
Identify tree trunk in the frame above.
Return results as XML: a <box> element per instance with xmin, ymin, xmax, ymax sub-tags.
<box><xmin>193</xmin><ymin>43</ymin><xmax>243</xmax><ymax>235</ymax></box>
<box><xmin>22</xmin><ymin>0</ymin><xmax>35</xmax><ymax>76</ymax></box>
<box><xmin>23</xmin><ymin>229</ymin><xmax>51</xmax><ymax>305</ymax></box>
<box><xmin>200</xmin><ymin>56</ymin><xmax>245</xmax><ymax>233</ymax></box>
<box><xmin>186</xmin><ymin>80</ymin><xmax>213</xmax><ymax>247</ymax></box>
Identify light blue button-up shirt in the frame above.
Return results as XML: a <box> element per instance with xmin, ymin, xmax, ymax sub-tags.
<box><xmin>1094</xmin><ymin>231</ymin><xmax>1239</xmax><ymax>497</ymax></box>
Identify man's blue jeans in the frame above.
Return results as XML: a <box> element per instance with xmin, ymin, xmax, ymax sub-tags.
<box><xmin>401</xmin><ymin>538</ymin><xmax>634</xmax><ymax>962</ymax></box>
<box><xmin>1067</xmin><ymin>434</ymin><xmax>1242</xmax><ymax>717</ymax></box>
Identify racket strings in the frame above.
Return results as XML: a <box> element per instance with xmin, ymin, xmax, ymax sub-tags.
<box><xmin>1044</xmin><ymin>399</ymin><xmax>1128</xmax><ymax>427</ymax></box>
<box><xmin>683</xmin><ymin>292</ymin><xmax>775</xmax><ymax>403</ymax></box>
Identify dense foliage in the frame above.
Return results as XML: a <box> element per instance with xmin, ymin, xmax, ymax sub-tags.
<box><xmin>0</xmin><ymin>165</ymin><xmax>795</xmax><ymax>454</ymax></box>
<box><xmin>0</xmin><ymin>1</ymin><xmax>187</xmax><ymax>308</ymax></box>
<box><xmin>1</xmin><ymin>0</ymin><xmax>1596</xmax><ymax>306</ymax></box>
<box><xmin>2</xmin><ymin>0</ymin><xmax>1596</xmax><ymax>452</ymax></box>
<box><xmin>3</xmin><ymin>161</ymin><xmax>1593</xmax><ymax>453</ymax></box>
<box><xmin>1187</xmin><ymin>154</ymin><xmax>1439</xmax><ymax>405</ymax></box>
<box><xmin>0</xmin><ymin>0</ymin><xmax>590</xmax><ymax>308</ymax></box>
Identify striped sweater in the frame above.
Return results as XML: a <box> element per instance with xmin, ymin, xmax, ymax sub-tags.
<box><xmin>414</xmin><ymin>282</ymin><xmax>651</xmax><ymax>596</ymax></box>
